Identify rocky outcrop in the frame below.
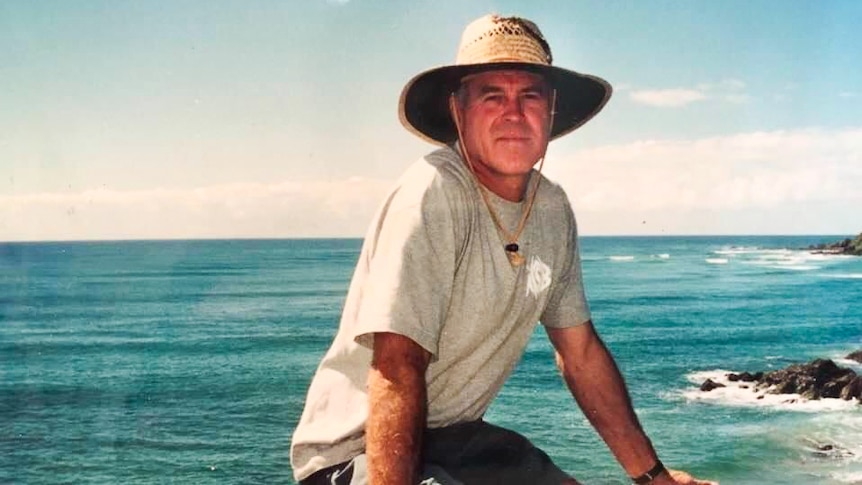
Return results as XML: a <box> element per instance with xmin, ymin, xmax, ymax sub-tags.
<box><xmin>727</xmin><ymin>371</ymin><xmax>763</xmax><ymax>382</ymax></box>
<box><xmin>807</xmin><ymin>233</ymin><xmax>862</xmax><ymax>256</ymax></box>
<box><xmin>840</xmin><ymin>376</ymin><xmax>862</xmax><ymax>400</ymax></box>
<box><xmin>704</xmin><ymin>357</ymin><xmax>862</xmax><ymax>402</ymax></box>
<box><xmin>756</xmin><ymin>359</ymin><xmax>855</xmax><ymax>399</ymax></box>
<box><xmin>805</xmin><ymin>438</ymin><xmax>855</xmax><ymax>459</ymax></box>
<box><xmin>700</xmin><ymin>379</ymin><xmax>725</xmax><ymax>392</ymax></box>
<box><xmin>846</xmin><ymin>350</ymin><xmax>862</xmax><ymax>363</ymax></box>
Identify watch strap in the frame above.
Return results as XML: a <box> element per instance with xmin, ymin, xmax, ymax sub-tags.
<box><xmin>631</xmin><ymin>459</ymin><xmax>666</xmax><ymax>484</ymax></box>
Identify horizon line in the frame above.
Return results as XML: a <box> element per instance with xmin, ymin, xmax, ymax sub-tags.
<box><xmin>2</xmin><ymin>233</ymin><xmax>858</xmax><ymax>245</ymax></box>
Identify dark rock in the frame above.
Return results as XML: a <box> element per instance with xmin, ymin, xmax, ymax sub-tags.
<box><xmin>807</xmin><ymin>233</ymin><xmax>862</xmax><ymax>256</ymax></box>
<box><xmin>822</xmin><ymin>374</ymin><xmax>855</xmax><ymax>398</ymax></box>
<box><xmin>700</xmin><ymin>379</ymin><xmax>726</xmax><ymax>392</ymax></box>
<box><xmin>840</xmin><ymin>376</ymin><xmax>862</xmax><ymax>400</ymax></box>
<box><xmin>846</xmin><ymin>350</ymin><xmax>862</xmax><ymax>363</ymax></box>
<box><xmin>808</xmin><ymin>440</ymin><xmax>855</xmax><ymax>459</ymax></box>
<box><xmin>727</xmin><ymin>371</ymin><xmax>760</xmax><ymax>382</ymax></box>
<box><xmin>800</xmin><ymin>387</ymin><xmax>820</xmax><ymax>400</ymax></box>
<box><xmin>770</xmin><ymin>380</ymin><xmax>797</xmax><ymax>394</ymax></box>
<box><xmin>724</xmin><ymin>358</ymin><xmax>858</xmax><ymax>401</ymax></box>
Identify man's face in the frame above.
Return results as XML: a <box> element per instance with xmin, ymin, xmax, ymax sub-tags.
<box><xmin>455</xmin><ymin>70</ymin><xmax>552</xmax><ymax>196</ymax></box>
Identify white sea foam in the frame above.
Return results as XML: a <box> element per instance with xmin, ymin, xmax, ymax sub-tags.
<box><xmin>807</xmin><ymin>253</ymin><xmax>856</xmax><ymax>262</ymax></box>
<box><xmin>713</xmin><ymin>246</ymin><xmax>761</xmax><ymax>255</ymax></box>
<box><xmin>738</xmin><ymin>250</ymin><xmax>827</xmax><ymax>271</ymax></box>
<box><xmin>705</xmin><ymin>258</ymin><xmax>728</xmax><ymax>264</ymax></box>
<box><xmin>832</xmin><ymin>470</ymin><xmax>862</xmax><ymax>484</ymax></box>
<box><xmin>806</xmin><ymin>414</ymin><xmax>862</xmax><ymax>482</ymax></box>
<box><xmin>834</xmin><ymin>358</ymin><xmax>862</xmax><ymax>373</ymax></box>
<box><xmin>609</xmin><ymin>255</ymin><xmax>635</xmax><ymax>262</ymax></box>
<box><xmin>764</xmin><ymin>264</ymin><xmax>819</xmax><ymax>271</ymax></box>
<box><xmin>682</xmin><ymin>369</ymin><xmax>861</xmax><ymax>412</ymax></box>
<box><xmin>652</xmin><ymin>253</ymin><xmax>671</xmax><ymax>260</ymax></box>
<box><xmin>826</xmin><ymin>273</ymin><xmax>862</xmax><ymax>279</ymax></box>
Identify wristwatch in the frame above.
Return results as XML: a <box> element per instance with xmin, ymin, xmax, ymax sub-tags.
<box><xmin>631</xmin><ymin>460</ymin><xmax>666</xmax><ymax>484</ymax></box>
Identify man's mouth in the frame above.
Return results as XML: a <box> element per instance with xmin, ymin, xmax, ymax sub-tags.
<box><xmin>496</xmin><ymin>135</ymin><xmax>530</xmax><ymax>142</ymax></box>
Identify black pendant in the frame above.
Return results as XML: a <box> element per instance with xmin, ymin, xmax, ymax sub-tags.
<box><xmin>505</xmin><ymin>243</ymin><xmax>519</xmax><ymax>253</ymax></box>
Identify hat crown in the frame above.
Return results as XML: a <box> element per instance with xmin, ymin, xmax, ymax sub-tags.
<box><xmin>456</xmin><ymin>14</ymin><xmax>552</xmax><ymax>66</ymax></box>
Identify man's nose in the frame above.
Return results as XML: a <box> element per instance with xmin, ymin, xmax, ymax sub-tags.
<box><xmin>501</xmin><ymin>96</ymin><xmax>525</xmax><ymax>120</ymax></box>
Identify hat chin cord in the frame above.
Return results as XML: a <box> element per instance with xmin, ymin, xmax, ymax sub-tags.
<box><xmin>448</xmin><ymin>89</ymin><xmax>557</xmax><ymax>267</ymax></box>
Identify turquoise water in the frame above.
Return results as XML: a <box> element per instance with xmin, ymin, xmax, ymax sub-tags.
<box><xmin>1</xmin><ymin>237</ymin><xmax>860</xmax><ymax>484</ymax></box>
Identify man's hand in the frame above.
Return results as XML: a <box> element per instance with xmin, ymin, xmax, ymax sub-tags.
<box><xmin>658</xmin><ymin>468</ymin><xmax>718</xmax><ymax>485</ymax></box>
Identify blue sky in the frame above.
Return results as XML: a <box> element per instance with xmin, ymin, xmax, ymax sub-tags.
<box><xmin>2</xmin><ymin>1</ymin><xmax>860</xmax><ymax>240</ymax></box>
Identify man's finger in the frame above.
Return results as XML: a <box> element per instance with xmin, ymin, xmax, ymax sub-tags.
<box><xmin>668</xmin><ymin>468</ymin><xmax>719</xmax><ymax>485</ymax></box>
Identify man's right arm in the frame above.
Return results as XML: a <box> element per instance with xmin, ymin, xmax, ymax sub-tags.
<box><xmin>367</xmin><ymin>332</ymin><xmax>431</xmax><ymax>485</ymax></box>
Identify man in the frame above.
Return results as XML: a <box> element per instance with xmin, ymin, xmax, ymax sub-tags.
<box><xmin>291</xmin><ymin>14</ymin><xmax>717</xmax><ymax>485</ymax></box>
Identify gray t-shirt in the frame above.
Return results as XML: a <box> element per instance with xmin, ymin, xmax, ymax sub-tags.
<box><xmin>290</xmin><ymin>146</ymin><xmax>591</xmax><ymax>481</ymax></box>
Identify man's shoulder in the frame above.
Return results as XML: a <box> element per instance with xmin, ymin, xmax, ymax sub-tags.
<box><xmin>411</xmin><ymin>145</ymin><xmax>468</xmax><ymax>179</ymax></box>
<box><xmin>396</xmin><ymin>146</ymin><xmax>474</xmax><ymax>201</ymax></box>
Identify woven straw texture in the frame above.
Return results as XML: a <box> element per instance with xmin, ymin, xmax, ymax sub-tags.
<box><xmin>457</xmin><ymin>16</ymin><xmax>551</xmax><ymax>65</ymax></box>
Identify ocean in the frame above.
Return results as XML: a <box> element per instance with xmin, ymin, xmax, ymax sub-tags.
<box><xmin>1</xmin><ymin>236</ymin><xmax>860</xmax><ymax>484</ymax></box>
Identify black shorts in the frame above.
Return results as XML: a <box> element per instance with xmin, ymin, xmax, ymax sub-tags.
<box><xmin>300</xmin><ymin>420</ymin><xmax>573</xmax><ymax>485</ymax></box>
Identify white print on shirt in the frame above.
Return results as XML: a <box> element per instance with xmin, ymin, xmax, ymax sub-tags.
<box><xmin>526</xmin><ymin>255</ymin><xmax>552</xmax><ymax>298</ymax></box>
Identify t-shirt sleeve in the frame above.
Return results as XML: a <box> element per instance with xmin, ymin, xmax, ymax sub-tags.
<box><xmin>540</xmin><ymin>201</ymin><xmax>591</xmax><ymax>328</ymax></box>
<box><xmin>352</xmin><ymin>168</ymin><xmax>467</xmax><ymax>359</ymax></box>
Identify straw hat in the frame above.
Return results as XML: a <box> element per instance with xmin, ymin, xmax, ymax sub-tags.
<box><xmin>399</xmin><ymin>14</ymin><xmax>612</xmax><ymax>145</ymax></box>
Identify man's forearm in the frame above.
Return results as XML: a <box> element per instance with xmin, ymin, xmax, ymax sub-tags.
<box><xmin>551</xmin><ymin>325</ymin><xmax>660</xmax><ymax>479</ymax></box>
<box><xmin>367</xmin><ymin>333</ymin><xmax>430</xmax><ymax>485</ymax></box>
<box><xmin>565</xmin><ymin>342</ymin><xmax>657</xmax><ymax>474</ymax></box>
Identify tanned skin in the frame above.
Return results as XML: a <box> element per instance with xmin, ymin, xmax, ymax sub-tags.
<box><xmin>366</xmin><ymin>332</ymin><xmax>431</xmax><ymax>485</ymax></box>
<box><xmin>547</xmin><ymin>321</ymin><xmax>716</xmax><ymax>485</ymax></box>
<box><xmin>454</xmin><ymin>70</ymin><xmax>551</xmax><ymax>202</ymax></box>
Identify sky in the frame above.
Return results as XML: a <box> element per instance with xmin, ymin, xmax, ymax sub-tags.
<box><xmin>2</xmin><ymin>0</ymin><xmax>861</xmax><ymax>241</ymax></box>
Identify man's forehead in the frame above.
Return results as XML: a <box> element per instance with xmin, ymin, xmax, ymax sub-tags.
<box><xmin>460</xmin><ymin>70</ymin><xmax>547</xmax><ymax>90</ymax></box>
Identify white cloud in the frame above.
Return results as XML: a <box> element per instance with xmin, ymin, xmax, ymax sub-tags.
<box><xmin>629</xmin><ymin>88</ymin><xmax>706</xmax><ymax>107</ymax></box>
<box><xmin>0</xmin><ymin>177</ymin><xmax>392</xmax><ymax>241</ymax></box>
<box><xmin>546</xmin><ymin>127</ymin><xmax>862</xmax><ymax>233</ymax></box>
<box><xmin>631</xmin><ymin>78</ymin><xmax>751</xmax><ymax>107</ymax></box>
<box><xmin>5</xmin><ymin>127</ymin><xmax>861</xmax><ymax>240</ymax></box>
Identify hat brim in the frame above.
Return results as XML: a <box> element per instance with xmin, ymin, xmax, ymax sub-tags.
<box><xmin>398</xmin><ymin>62</ymin><xmax>612</xmax><ymax>145</ymax></box>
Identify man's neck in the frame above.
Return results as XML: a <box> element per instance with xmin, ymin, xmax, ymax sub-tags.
<box><xmin>472</xmin><ymin>169</ymin><xmax>530</xmax><ymax>202</ymax></box>
<box><xmin>452</xmin><ymin>145</ymin><xmax>532</xmax><ymax>202</ymax></box>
